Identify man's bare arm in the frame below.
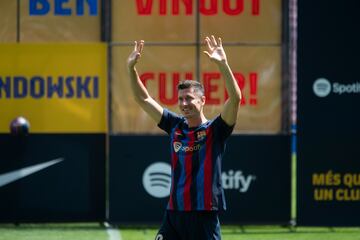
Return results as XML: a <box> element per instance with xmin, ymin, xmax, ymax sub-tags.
<box><xmin>127</xmin><ymin>40</ymin><xmax>163</xmax><ymax>124</ymax></box>
<box><xmin>204</xmin><ymin>36</ymin><xmax>242</xmax><ymax>126</ymax></box>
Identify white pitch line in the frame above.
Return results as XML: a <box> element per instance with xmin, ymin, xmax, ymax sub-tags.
<box><xmin>104</xmin><ymin>222</ymin><xmax>122</xmax><ymax>240</ymax></box>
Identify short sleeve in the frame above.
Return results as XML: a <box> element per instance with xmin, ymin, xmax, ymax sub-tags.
<box><xmin>157</xmin><ymin>109</ymin><xmax>183</xmax><ymax>135</ymax></box>
<box><xmin>213</xmin><ymin>115</ymin><xmax>235</xmax><ymax>141</ymax></box>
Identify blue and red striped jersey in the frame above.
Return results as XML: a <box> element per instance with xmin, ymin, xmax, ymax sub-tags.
<box><xmin>158</xmin><ymin>109</ymin><xmax>234</xmax><ymax>211</ymax></box>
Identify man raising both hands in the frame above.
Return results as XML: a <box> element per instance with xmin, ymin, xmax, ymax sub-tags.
<box><xmin>127</xmin><ymin>35</ymin><xmax>242</xmax><ymax>240</ymax></box>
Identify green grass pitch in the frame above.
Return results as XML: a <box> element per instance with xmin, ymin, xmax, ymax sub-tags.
<box><xmin>1</xmin><ymin>223</ymin><xmax>360</xmax><ymax>240</ymax></box>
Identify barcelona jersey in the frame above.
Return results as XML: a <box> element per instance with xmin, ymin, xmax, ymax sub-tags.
<box><xmin>158</xmin><ymin>109</ymin><xmax>234</xmax><ymax>211</ymax></box>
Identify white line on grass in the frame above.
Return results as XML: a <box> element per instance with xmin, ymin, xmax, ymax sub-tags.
<box><xmin>104</xmin><ymin>222</ymin><xmax>122</xmax><ymax>240</ymax></box>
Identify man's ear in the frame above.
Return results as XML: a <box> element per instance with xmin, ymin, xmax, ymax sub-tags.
<box><xmin>201</xmin><ymin>95</ymin><xmax>206</xmax><ymax>105</ymax></box>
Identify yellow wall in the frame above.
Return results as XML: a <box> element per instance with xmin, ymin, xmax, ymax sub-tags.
<box><xmin>0</xmin><ymin>44</ymin><xmax>107</xmax><ymax>133</ymax></box>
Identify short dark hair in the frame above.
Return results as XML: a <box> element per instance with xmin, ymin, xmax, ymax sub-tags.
<box><xmin>177</xmin><ymin>80</ymin><xmax>204</xmax><ymax>97</ymax></box>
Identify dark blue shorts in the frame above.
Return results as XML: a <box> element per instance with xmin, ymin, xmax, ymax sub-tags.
<box><xmin>155</xmin><ymin>210</ymin><xmax>221</xmax><ymax>240</ymax></box>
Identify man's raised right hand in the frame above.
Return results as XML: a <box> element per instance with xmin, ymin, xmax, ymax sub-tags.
<box><xmin>127</xmin><ymin>40</ymin><xmax>144</xmax><ymax>69</ymax></box>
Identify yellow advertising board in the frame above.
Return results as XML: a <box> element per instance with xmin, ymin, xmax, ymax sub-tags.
<box><xmin>112</xmin><ymin>0</ymin><xmax>281</xmax><ymax>43</ymax></box>
<box><xmin>20</xmin><ymin>0</ymin><xmax>101</xmax><ymax>42</ymax></box>
<box><xmin>112</xmin><ymin>0</ymin><xmax>196</xmax><ymax>42</ymax></box>
<box><xmin>112</xmin><ymin>45</ymin><xmax>281</xmax><ymax>134</ymax></box>
<box><xmin>200</xmin><ymin>46</ymin><xmax>282</xmax><ymax>133</ymax></box>
<box><xmin>112</xmin><ymin>46</ymin><xmax>196</xmax><ymax>133</ymax></box>
<box><xmin>111</xmin><ymin>0</ymin><xmax>284</xmax><ymax>134</ymax></box>
<box><xmin>0</xmin><ymin>44</ymin><xmax>107</xmax><ymax>133</ymax></box>
<box><xmin>0</xmin><ymin>0</ymin><xmax>17</xmax><ymax>42</ymax></box>
<box><xmin>200</xmin><ymin>0</ymin><xmax>282</xmax><ymax>43</ymax></box>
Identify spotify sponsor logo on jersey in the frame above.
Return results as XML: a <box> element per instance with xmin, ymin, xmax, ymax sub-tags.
<box><xmin>173</xmin><ymin>141</ymin><xmax>201</xmax><ymax>153</ymax></box>
<box><xmin>313</xmin><ymin>78</ymin><xmax>360</xmax><ymax>97</ymax></box>
<box><xmin>142</xmin><ymin>162</ymin><xmax>171</xmax><ymax>198</ymax></box>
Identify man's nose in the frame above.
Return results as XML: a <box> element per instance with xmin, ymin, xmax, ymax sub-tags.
<box><xmin>180</xmin><ymin>99</ymin><xmax>188</xmax><ymax>106</ymax></box>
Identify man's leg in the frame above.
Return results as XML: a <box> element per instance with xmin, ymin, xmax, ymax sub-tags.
<box><xmin>156</xmin><ymin>210</ymin><xmax>180</xmax><ymax>240</ymax></box>
<box><xmin>187</xmin><ymin>211</ymin><xmax>221</xmax><ymax>240</ymax></box>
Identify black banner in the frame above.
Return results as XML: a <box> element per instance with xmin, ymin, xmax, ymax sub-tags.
<box><xmin>108</xmin><ymin>135</ymin><xmax>291</xmax><ymax>224</ymax></box>
<box><xmin>0</xmin><ymin>134</ymin><xmax>105</xmax><ymax>222</ymax></box>
<box><xmin>297</xmin><ymin>0</ymin><xmax>360</xmax><ymax>226</ymax></box>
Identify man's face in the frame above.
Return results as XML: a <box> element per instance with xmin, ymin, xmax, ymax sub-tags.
<box><xmin>178</xmin><ymin>87</ymin><xmax>205</xmax><ymax>119</ymax></box>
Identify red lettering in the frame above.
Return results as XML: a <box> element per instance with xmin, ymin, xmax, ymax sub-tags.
<box><xmin>140</xmin><ymin>72</ymin><xmax>154</xmax><ymax>87</ymax></box>
<box><xmin>136</xmin><ymin>0</ymin><xmax>259</xmax><ymax>16</ymax></box>
<box><xmin>200</xmin><ymin>0</ymin><xmax>217</xmax><ymax>15</ymax></box>
<box><xmin>252</xmin><ymin>0</ymin><xmax>260</xmax><ymax>15</ymax></box>
<box><xmin>249</xmin><ymin>72</ymin><xmax>257</xmax><ymax>105</ymax></box>
<box><xmin>159</xmin><ymin>72</ymin><xmax>180</xmax><ymax>105</ymax></box>
<box><xmin>185</xmin><ymin>72</ymin><xmax>194</xmax><ymax>80</ymax></box>
<box><xmin>173</xmin><ymin>0</ymin><xmax>193</xmax><ymax>15</ymax></box>
<box><xmin>223</xmin><ymin>0</ymin><xmax>243</xmax><ymax>15</ymax></box>
<box><xmin>141</xmin><ymin>71</ymin><xmax>258</xmax><ymax>107</ymax></box>
<box><xmin>159</xmin><ymin>0</ymin><xmax>166</xmax><ymax>15</ymax></box>
<box><xmin>203</xmin><ymin>72</ymin><xmax>221</xmax><ymax>105</ymax></box>
<box><xmin>136</xmin><ymin>0</ymin><xmax>153</xmax><ymax>15</ymax></box>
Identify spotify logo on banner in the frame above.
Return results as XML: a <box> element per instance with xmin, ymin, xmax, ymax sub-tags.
<box><xmin>313</xmin><ymin>78</ymin><xmax>331</xmax><ymax>97</ymax></box>
<box><xmin>143</xmin><ymin>162</ymin><xmax>171</xmax><ymax>198</ymax></box>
